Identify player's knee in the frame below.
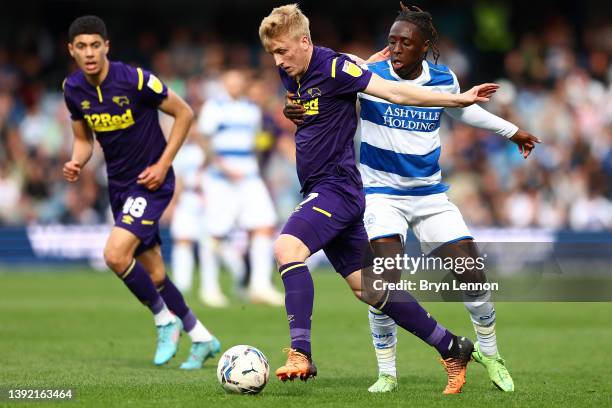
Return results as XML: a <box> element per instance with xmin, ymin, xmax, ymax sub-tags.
<box><xmin>346</xmin><ymin>279</ymin><xmax>374</xmax><ymax>305</ymax></box>
<box><xmin>273</xmin><ymin>236</ymin><xmax>307</xmax><ymax>266</ymax></box>
<box><xmin>103</xmin><ymin>248</ymin><xmax>131</xmax><ymax>274</ymax></box>
<box><xmin>351</xmin><ymin>287</ymin><xmax>365</xmax><ymax>302</ymax></box>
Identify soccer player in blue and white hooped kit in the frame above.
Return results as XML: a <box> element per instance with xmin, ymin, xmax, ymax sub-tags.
<box><xmin>259</xmin><ymin>4</ymin><xmax>502</xmax><ymax>394</ymax></box>
<box><xmin>284</xmin><ymin>4</ymin><xmax>541</xmax><ymax>394</ymax></box>
<box><xmin>197</xmin><ymin>70</ymin><xmax>283</xmax><ymax>308</ymax></box>
<box><xmin>62</xmin><ymin>15</ymin><xmax>220</xmax><ymax>369</ymax></box>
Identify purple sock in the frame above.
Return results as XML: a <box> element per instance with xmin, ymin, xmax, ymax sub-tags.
<box><xmin>280</xmin><ymin>262</ymin><xmax>314</xmax><ymax>356</ymax></box>
<box><xmin>157</xmin><ymin>276</ymin><xmax>197</xmax><ymax>332</ymax></box>
<box><xmin>120</xmin><ymin>260</ymin><xmax>164</xmax><ymax>314</ymax></box>
<box><xmin>379</xmin><ymin>289</ymin><xmax>454</xmax><ymax>357</ymax></box>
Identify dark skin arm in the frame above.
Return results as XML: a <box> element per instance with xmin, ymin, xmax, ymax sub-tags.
<box><xmin>509</xmin><ymin>129</ymin><xmax>541</xmax><ymax>158</ymax></box>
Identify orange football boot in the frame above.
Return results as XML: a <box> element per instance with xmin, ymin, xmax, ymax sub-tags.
<box><xmin>439</xmin><ymin>336</ymin><xmax>474</xmax><ymax>394</ymax></box>
<box><xmin>276</xmin><ymin>348</ymin><xmax>317</xmax><ymax>382</ymax></box>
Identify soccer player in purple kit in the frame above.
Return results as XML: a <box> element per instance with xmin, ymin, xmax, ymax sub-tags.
<box><xmin>62</xmin><ymin>15</ymin><xmax>220</xmax><ymax>369</ymax></box>
<box><xmin>259</xmin><ymin>4</ymin><xmax>499</xmax><ymax>393</ymax></box>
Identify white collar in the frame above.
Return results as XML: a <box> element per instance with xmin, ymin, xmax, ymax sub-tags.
<box><xmin>387</xmin><ymin>60</ymin><xmax>430</xmax><ymax>85</ymax></box>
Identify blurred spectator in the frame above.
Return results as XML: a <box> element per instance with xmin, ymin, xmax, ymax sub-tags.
<box><xmin>0</xmin><ymin>7</ymin><xmax>609</xmax><ymax>232</ymax></box>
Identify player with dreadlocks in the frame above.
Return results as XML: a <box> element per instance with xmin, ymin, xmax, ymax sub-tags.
<box><xmin>284</xmin><ymin>2</ymin><xmax>540</xmax><ymax>393</ymax></box>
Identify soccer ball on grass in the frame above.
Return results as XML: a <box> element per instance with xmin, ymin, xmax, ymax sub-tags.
<box><xmin>217</xmin><ymin>345</ymin><xmax>269</xmax><ymax>394</ymax></box>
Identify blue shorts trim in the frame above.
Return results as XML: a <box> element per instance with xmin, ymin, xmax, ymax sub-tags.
<box><xmin>369</xmin><ymin>233</ymin><xmax>403</xmax><ymax>242</ymax></box>
<box><xmin>364</xmin><ymin>184</ymin><xmax>449</xmax><ymax>196</ymax></box>
<box><xmin>425</xmin><ymin>235</ymin><xmax>474</xmax><ymax>256</ymax></box>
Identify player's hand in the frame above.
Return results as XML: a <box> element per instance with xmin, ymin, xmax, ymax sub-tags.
<box><xmin>137</xmin><ymin>162</ymin><xmax>169</xmax><ymax>191</ymax></box>
<box><xmin>283</xmin><ymin>92</ymin><xmax>306</xmax><ymax>125</ymax></box>
<box><xmin>457</xmin><ymin>83</ymin><xmax>500</xmax><ymax>106</ymax></box>
<box><xmin>510</xmin><ymin>129</ymin><xmax>541</xmax><ymax>159</ymax></box>
<box><xmin>63</xmin><ymin>160</ymin><xmax>81</xmax><ymax>182</ymax></box>
<box><xmin>366</xmin><ymin>47</ymin><xmax>391</xmax><ymax>63</ymax></box>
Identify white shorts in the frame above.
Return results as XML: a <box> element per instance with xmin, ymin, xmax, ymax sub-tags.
<box><xmin>203</xmin><ymin>174</ymin><xmax>277</xmax><ymax>237</ymax></box>
<box><xmin>170</xmin><ymin>195</ymin><xmax>205</xmax><ymax>241</ymax></box>
<box><xmin>364</xmin><ymin>192</ymin><xmax>472</xmax><ymax>254</ymax></box>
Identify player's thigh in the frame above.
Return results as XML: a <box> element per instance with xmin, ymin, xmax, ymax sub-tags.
<box><xmin>431</xmin><ymin>238</ymin><xmax>486</xmax><ymax>285</ymax></box>
<box><xmin>411</xmin><ymin>194</ymin><xmax>472</xmax><ymax>255</ymax></box>
<box><xmin>364</xmin><ymin>194</ymin><xmax>409</xmax><ymax>243</ymax></box>
<box><xmin>323</xmin><ymin>219</ymin><xmax>371</xmax><ymax>279</ymax></box>
<box><xmin>104</xmin><ymin>227</ymin><xmax>141</xmax><ymax>272</ymax></box>
<box><xmin>280</xmin><ymin>184</ymin><xmax>362</xmax><ymax>265</ymax></box>
<box><xmin>136</xmin><ymin>244</ymin><xmax>166</xmax><ymax>285</ymax></box>
<box><xmin>237</xmin><ymin>177</ymin><xmax>277</xmax><ymax>230</ymax></box>
<box><xmin>113</xmin><ymin>182</ymin><xmax>174</xmax><ymax>257</ymax></box>
<box><xmin>203</xmin><ymin>176</ymin><xmax>239</xmax><ymax>237</ymax></box>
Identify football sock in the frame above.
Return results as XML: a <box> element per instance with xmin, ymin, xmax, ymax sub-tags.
<box><xmin>219</xmin><ymin>240</ymin><xmax>246</xmax><ymax>284</ymax></box>
<box><xmin>249</xmin><ymin>235</ymin><xmax>274</xmax><ymax>291</ymax></box>
<box><xmin>171</xmin><ymin>242</ymin><xmax>194</xmax><ymax>293</ymax></box>
<box><xmin>153</xmin><ymin>303</ymin><xmax>175</xmax><ymax>327</ymax></box>
<box><xmin>200</xmin><ymin>236</ymin><xmax>221</xmax><ymax>294</ymax></box>
<box><xmin>279</xmin><ymin>262</ymin><xmax>314</xmax><ymax>356</ymax></box>
<box><xmin>119</xmin><ymin>259</ymin><xmax>172</xmax><ymax>325</ymax></box>
<box><xmin>157</xmin><ymin>275</ymin><xmax>198</xmax><ymax>332</ymax></box>
<box><xmin>188</xmin><ymin>320</ymin><xmax>214</xmax><ymax>343</ymax></box>
<box><xmin>368</xmin><ymin>306</ymin><xmax>397</xmax><ymax>377</ymax></box>
<box><xmin>377</xmin><ymin>289</ymin><xmax>454</xmax><ymax>357</ymax></box>
<box><xmin>464</xmin><ymin>290</ymin><xmax>498</xmax><ymax>356</ymax></box>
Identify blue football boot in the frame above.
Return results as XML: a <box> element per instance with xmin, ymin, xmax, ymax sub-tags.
<box><xmin>154</xmin><ymin>318</ymin><xmax>182</xmax><ymax>365</ymax></box>
<box><xmin>180</xmin><ymin>336</ymin><xmax>221</xmax><ymax>370</ymax></box>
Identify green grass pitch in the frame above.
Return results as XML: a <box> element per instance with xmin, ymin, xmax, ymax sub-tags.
<box><xmin>1</xmin><ymin>268</ymin><xmax>610</xmax><ymax>407</ymax></box>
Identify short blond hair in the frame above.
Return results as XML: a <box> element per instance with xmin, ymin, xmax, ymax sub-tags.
<box><xmin>259</xmin><ymin>4</ymin><xmax>311</xmax><ymax>50</ymax></box>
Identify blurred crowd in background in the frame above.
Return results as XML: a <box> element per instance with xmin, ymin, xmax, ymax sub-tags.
<box><xmin>0</xmin><ymin>1</ymin><xmax>610</xmax><ymax>232</ymax></box>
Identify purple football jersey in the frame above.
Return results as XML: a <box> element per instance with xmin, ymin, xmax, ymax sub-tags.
<box><xmin>63</xmin><ymin>61</ymin><xmax>173</xmax><ymax>189</ymax></box>
<box><xmin>279</xmin><ymin>46</ymin><xmax>372</xmax><ymax>194</ymax></box>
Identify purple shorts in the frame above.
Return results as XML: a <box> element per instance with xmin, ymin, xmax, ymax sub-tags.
<box><xmin>281</xmin><ymin>182</ymin><xmax>370</xmax><ymax>277</ymax></box>
<box><xmin>109</xmin><ymin>178</ymin><xmax>174</xmax><ymax>256</ymax></box>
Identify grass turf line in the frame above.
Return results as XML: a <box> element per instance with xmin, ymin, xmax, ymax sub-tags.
<box><xmin>0</xmin><ymin>269</ymin><xmax>610</xmax><ymax>407</ymax></box>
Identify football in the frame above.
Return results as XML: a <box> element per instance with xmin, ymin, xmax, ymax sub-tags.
<box><xmin>217</xmin><ymin>345</ymin><xmax>270</xmax><ymax>394</ymax></box>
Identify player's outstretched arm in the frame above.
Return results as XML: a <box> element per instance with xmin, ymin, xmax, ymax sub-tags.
<box><xmin>137</xmin><ymin>89</ymin><xmax>194</xmax><ymax>190</ymax></box>
<box><xmin>363</xmin><ymin>74</ymin><xmax>499</xmax><ymax>108</ymax></box>
<box><xmin>63</xmin><ymin>119</ymin><xmax>94</xmax><ymax>183</ymax></box>
<box><xmin>445</xmin><ymin>105</ymin><xmax>541</xmax><ymax>158</ymax></box>
<box><xmin>509</xmin><ymin>129</ymin><xmax>541</xmax><ymax>158</ymax></box>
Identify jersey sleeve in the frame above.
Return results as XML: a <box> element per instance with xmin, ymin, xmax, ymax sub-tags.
<box><xmin>444</xmin><ymin>69</ymin><xmax>518</xmax><ymax>138</ymax></box>
<box><xmin>449</xmin><ymin>69</ymin><xmax>461</xmax><ymax>94</ymax></box>
<box><xmin>62</xmin><ymin>82</ymin><xmax>84</xmax><ymax>121</ymax></box>
<box><xmin>197</xmin><ymin>100</ymin><xmax>219</xmax><ymax>136</ymax></box>
<box><xmin>328</xmin><ymin>54</ymin><xmax>373</xmax><ymax>96</ymax></box>
<box><xmin>136</xmin><ymin>67</ymin><xmax>168</xmax><ymax>107</ymax></box>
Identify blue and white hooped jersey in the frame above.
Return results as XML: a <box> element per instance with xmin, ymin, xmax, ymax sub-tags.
<box><xmin>173</xmin><ymin>142</ymin><xmax>205</xmax><ymax>213</ymax></box>
<box><xmin>358</xmin><ymin>60</ymin><xmax>459</xmax><ymax>196</ymax></box>
<box><xmin>197</xmin><ymin>96</ymin><xmax>262</xmax><ymax>178</ymax></box>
